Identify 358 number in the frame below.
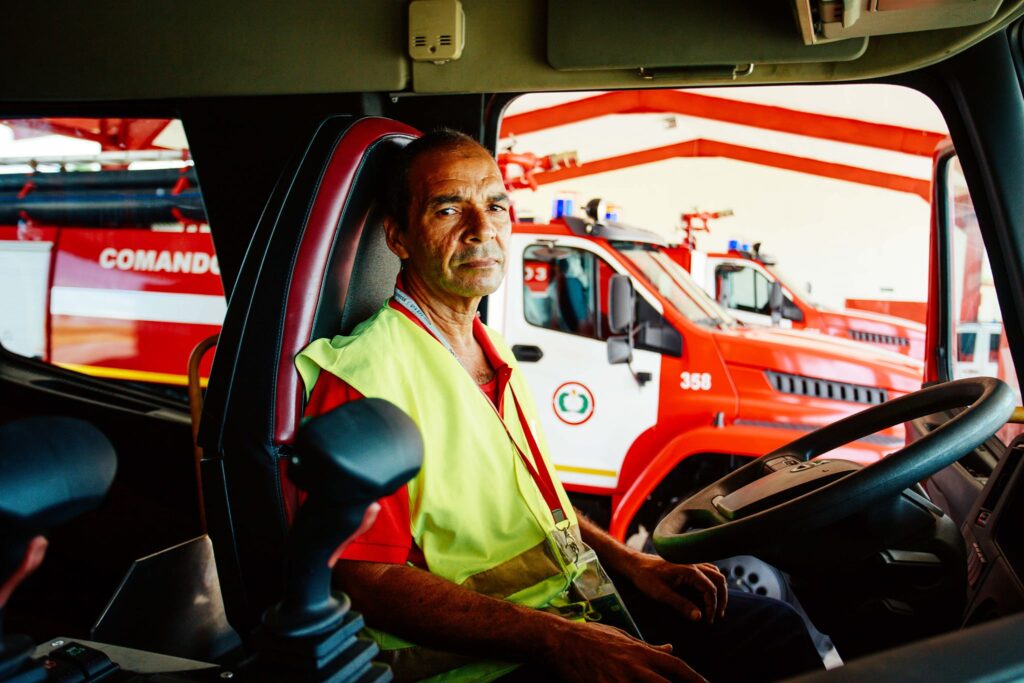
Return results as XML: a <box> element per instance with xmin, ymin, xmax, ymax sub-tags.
<box><xmin>680</xmin><ymin>372</ymin><xmax>712</xmax><ymax>391</ymax></box>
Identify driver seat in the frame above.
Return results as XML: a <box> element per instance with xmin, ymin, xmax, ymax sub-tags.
<box><xmin>197</xmin><ymin>116</ymin><xmax>419</xmax><ymax>635</ymax></box>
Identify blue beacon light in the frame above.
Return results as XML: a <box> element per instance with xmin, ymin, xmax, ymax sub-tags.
<box><xmin>552</xmin><ymin>198</ymin><xmax>575</xmax><ymax>219</ymax></box>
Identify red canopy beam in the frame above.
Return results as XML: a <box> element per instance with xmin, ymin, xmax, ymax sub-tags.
<box><xmin>527</xmin><ymin>138</ymin><xmax>931</xmax><ymax>200</ymax></box>
<box><xmin>2</xmin><ymin>118</ymin><xmax>173</xmax><ymax>150</ymax></box>
<box><xmin>501</xmin><ymin>90</ymin><xmax>946</xmax><ymax>157</ymax></box>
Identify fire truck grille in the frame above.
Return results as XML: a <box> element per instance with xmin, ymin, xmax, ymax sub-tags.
<box><xmin>848</xmin><ymin>329</ymin><xmax>910</xmax><ymax>347</ymax></box>
<box><xmin>765</xmin><ymin>371</ymin><xmax>888</xmax><ymax>405</ymax></box>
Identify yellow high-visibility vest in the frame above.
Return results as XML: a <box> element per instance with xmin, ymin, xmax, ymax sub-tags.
<box><xmin>296</xmin><ymin>302</ymin><xmax>582</xmax><ymax>682</ymax></box>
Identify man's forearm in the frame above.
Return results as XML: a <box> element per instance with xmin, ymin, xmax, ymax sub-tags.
<box><xmin>335</xmin><ymin>560</ymin><xmax>571</xmax><ymax>662</ymax></box>
<box><xmin>575</xmin><ymin>508</ymin><xmax>642</xmax><ymax>580</ymax></box>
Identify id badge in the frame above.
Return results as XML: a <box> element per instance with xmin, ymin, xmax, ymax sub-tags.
<box><xmin>552</xmin><ymin>527</ymin><xmax>643</xmax><ymax>641</ymax></box>
<box><xmin>552</xmin><ymin>524</ymin><xmax>584</xmax><ymax>566</ymax></box>
<box><xmin>571</xmin><ymin>545</ymin><xmax>644</xmax><ymax>640</ymax></box>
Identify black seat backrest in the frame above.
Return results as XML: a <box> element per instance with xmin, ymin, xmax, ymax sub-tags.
<box><xmin>198</xmin><ymin>116</ymin><xmax>419</xmax><ymax>634</ymax></box>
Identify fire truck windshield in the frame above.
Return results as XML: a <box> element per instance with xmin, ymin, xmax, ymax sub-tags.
<box><xmin>764</xmin><ymin>263</ymin><xmax>822</xmax><ymax>308</ymax></box>
<box><xmin>614</xmin><ymin>242</ymin><xmax>737</xmax><ymax>328</ymax></box>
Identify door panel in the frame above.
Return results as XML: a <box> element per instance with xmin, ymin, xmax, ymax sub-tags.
<box><xmin>501</xmin><ymin>236</ymin><xmax>660</xmax><ymax>490</ymax></box>
<box><xmin>922</xmin><ymin>146</ymin><xmax>1023</xmax><ymax>524</ymax></box>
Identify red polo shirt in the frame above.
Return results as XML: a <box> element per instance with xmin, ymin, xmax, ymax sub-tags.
<box><xmin>302</xmin><ymin>298</ymin><xmax>508</xmax><ymax>564</ymax></box>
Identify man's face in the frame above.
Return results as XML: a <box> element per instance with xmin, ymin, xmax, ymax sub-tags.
<box><xmin>387</xmin><ymin>143</ymin><xmax>512</xmax><ymax>300</ymax></box>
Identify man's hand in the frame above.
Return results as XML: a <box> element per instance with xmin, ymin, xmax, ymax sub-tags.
<box><xmin>545</xmin><ymin>620</ymin><xmax>707</xmax><ymax>683</ymax></box>
<box><xmin>626</xmin><ymin>554</ymin><xmax>728</xmax><ymax>625</ymax></box>
<box><xmin>573</xmin><ymin>510</ymin><xmax>728</xmax><ymax>624</ymax></box>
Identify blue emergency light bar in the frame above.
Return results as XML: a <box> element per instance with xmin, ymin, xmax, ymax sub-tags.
<box><xmin>552</xmin><ymin>197</ymin><xmax>574</xmax><ymax>219</ymax></box>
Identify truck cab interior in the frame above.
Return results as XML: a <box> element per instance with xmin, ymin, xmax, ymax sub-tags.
<box><xmin>3</xmin><ymin>2</ymin><xmax>1024</xmax><ymax>681</ymax></box>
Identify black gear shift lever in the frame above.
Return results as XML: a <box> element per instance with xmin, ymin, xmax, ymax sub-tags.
<box><xmin>0</xmin><ymin>417</ymin><xmax>117</xmax><ymax>577</ymax></box>
<box><xmin>253</xmin><ymin>398</ymin><xmax>421</xmax><ymax>680</ymax></box>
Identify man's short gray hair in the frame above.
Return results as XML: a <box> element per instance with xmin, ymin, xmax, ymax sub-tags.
<box><xmin>386</xmin><ymin>128</ymin><xmax>487</xmax><ymax>230</ymax></box>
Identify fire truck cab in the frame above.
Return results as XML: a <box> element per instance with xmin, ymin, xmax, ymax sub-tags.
<box><xmin>695</xmin><ymin>246</ymin><xmax>927</xmax><ymax>359</ymax></box>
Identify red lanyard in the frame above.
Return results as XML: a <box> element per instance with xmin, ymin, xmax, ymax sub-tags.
<box><xmin>504</xmin><ymin>387</ymin><xmax>567</xmax><ymax>524</ymax></box>
<box><xmin>392</xmin><ymin>293</ymin><xmax>567</xmax><ymax>525</ymax></box>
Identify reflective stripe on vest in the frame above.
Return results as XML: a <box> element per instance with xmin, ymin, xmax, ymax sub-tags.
<box><xmin>295</xmin><ymin>302</ymin><xmax>582</xmax><ymax>682</ymax></box>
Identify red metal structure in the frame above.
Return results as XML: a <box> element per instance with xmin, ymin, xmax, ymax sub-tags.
<box><xmin>498</xmin><ymin>149</ymin><xmax>579</xmax><ymax>190</ymax></box>
<box><xmin>503</xmin><ymin>137</ymin><xmax>931</xmax><ymax>200</ymax></box>
<box><xmin>1</xmin><ymin>118</ymin><xmax>174</xmax><ymax>151</ymax></box>
<box><xmin>501</xmin><ymin>90</ymin><xmax>945</xmax><ymax>156</ymax></box>
<box><xmin>499</xmin><ymin>90</ymin><xmax>940</xmax><ymax>200</ymax></box>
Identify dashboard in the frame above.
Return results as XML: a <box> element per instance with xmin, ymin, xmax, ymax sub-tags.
<box><xmin>962</xmin><ymin>436</ymin><xmax>1024</xmax><ymax>624</ymax></box>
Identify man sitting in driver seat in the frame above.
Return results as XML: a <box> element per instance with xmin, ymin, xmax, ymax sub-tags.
<box><xmin>296</xmin><ymin>129</ymin><xmax>823</xmax><ymax>682</ymax></box>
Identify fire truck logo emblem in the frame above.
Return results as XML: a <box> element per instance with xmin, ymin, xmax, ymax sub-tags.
<box><xmin>553</xmin><ymin>382</ymin><xmax>595</xmax><ymax>426</ymax></box>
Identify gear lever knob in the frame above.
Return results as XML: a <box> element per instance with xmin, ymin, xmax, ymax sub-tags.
<box><xmin>0</xmin><ymin>416</ymin><xmax>117</xmax><ymax>589</ymax></box>
<box><xmin>261</xmin><ymin>399</ymin><xmax>422</xmax><ymax>637</ymax></box>
<box><xmin>0</xmin><ymin>417</ymin><xmax>116</xmax><ymax>677</ymax></box>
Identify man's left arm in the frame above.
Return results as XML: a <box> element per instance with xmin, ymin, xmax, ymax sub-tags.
<box><xmin>575</xmin><ymin>510</ymin><xmax>728</xmax><ymax>624</ymax></box>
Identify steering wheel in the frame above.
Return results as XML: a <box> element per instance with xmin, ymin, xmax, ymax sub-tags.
<box><xmin>653</xmin><ymin>377</ymin><xmax>1017</xmax><ymax>563</ymax></box>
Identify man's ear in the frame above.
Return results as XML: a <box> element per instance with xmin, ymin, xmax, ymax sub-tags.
<box><xmin>383</xmin><ymin>215</ymin><xmax>410</xmax><ymax>261</ymax></box>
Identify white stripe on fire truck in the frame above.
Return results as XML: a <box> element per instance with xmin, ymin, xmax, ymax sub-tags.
<box><xmin>50</xmin><ymin>286</ymin><xmax>226</xmax><ymax>326</ymax></box>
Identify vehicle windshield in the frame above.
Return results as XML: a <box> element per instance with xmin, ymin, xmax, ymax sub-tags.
<box><xmin>765</xmin><ymin>263</ymin><xmax>822</xmax><ymax>309</ymax></box>
<box><xmin>613</xmin><ymin>242</ymin><xmax>737</xmax><ymax>328</ymax></box>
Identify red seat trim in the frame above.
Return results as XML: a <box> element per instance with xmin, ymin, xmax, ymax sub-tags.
<box><xmin>275</xmin><ymin>117</ymin><xmax>419</xmax><ymax>443</ymax></box>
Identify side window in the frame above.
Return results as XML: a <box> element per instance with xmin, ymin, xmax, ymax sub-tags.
<box><xmin>944</xmin><ymin>154</ymin><xmax>1021</xmax><ymax>441</ymax></box>
<box><xmin>524</xmin><ymin>244</ymin><xmax>613</xmax><ymax>340</ymax></box>
<box><xmin>989</xmin><ymin>331</ymin><xmax>1001</xmax><ymax>365</ymax></box>
<box><xmin>0</xmin><ymin>118</ymin><xmax>220</xmax><ymax>400</ymax></box>
<box><xmin>957</xmin><ymin>330</ymin><xmax>977</xmax><ymax>364</ymax></box>
<box><xmin>716</xmin><ymin>265</ymin><xmax>771</xmax><ymax>314</ymax></box>
<box><xmin>754</xmin><ymin>269</ymin><xmax>771</xmax><ymax>312</ymax></box>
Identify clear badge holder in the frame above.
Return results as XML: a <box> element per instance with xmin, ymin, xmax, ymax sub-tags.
<box><xmin>554</xmin><ymin>526</ymin><xmax>644</xmax><ymax>640</ymax></box>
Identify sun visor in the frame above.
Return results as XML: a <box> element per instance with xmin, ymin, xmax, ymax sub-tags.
<box><xmin>547</xmin><ymin>1</ymin><xmax>868</xmax><ymax>73</ymax></box>
<box><xmin>795</xmin><ymin>0</ymin><xmax>1004</xmax><ymax>45</ymax></box>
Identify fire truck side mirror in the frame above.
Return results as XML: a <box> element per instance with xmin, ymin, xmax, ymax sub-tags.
<box><xmin>769</xmin><ymin>280</ymin><xmax>784</xmax><ymax>326</ymax></box>
<box><xmin>607</xmin><ymin>336</ymin><xmax>632</xmax><ymax>365</ymax></box>
<box><xmin>608</xmin><ymin>274</ymin><xmax>635</xmax><ymax>334</ymax></box>
<box><xmin>782</xmin><ymin>300</ymin><xmax>805</xmax><ymax>323</ymax></box>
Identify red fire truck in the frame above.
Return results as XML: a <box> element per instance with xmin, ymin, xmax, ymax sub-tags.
<box><xmin>663</xmin><ymin>210</ymin><xmax>927</xmax><ymax>360</ymax></box>
<box><xmin>0</xmin><ymin>166</ymin><xmax>220</xmax><ymax>387</ymax></box>
<box><xmin>494</xmin><ymin>213</ymin><xmax>921</xmax><ymax>541</ymax></box>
